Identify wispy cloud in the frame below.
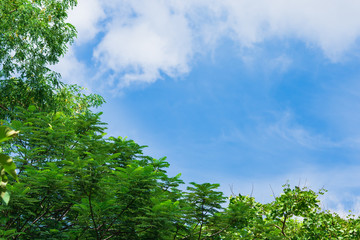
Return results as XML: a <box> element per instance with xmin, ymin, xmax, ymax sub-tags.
<box><xmin>210</xmin><ymin>164</ymin><xmax>360</xmax><ymax>216</ymax></box>
<box><xmin>218</xmin><ymin>110</ymin><xmax>337</xmax><ymax>152</ymax></box>
<box><xmin>265</xmin><ymin>111</ymin><xmax>337</xmax><ymax>149</ymax></box>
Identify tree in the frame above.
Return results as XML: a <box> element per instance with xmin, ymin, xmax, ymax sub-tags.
<box><xmin>0</xmin><ymin>0</ymin><xmax>76</xmax><ymax>79</ymax></box>
<box><xmin>2</xmin><ymin>0</ymin><xmax>360</xmax><ymax>239</ymax></box>
<box><xmin>183</xmin><ymin>182</ymin><xmax>226</xmax><ymax>240</ymax></box>
<box><xmin>220</xmin><ymin>184</ymin><xmax>360</xmax><ymax>240</ymax></box>
<box><xmin>1</xmin><ymin>102</ymin><xmax>185</xmax><ymax>239</ymax></box>
<box><xmin>0</xmin><ymin>0</ymin><xmax>77</xmax><ymax>116</ymax></box>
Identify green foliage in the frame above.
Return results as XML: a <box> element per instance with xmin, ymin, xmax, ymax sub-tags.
<box><xmin>183</xmin><ymin>182</ymin><xmax>226</xmax><ymax>240</ymax></box>
<box><xmin>0</xmin><ymin>0</ymin><xmax>77</xmax><ymax>80</ymax></box>
<box><xmin>2</xmin><ymin>0</ymin><xmax>360</xmax><ymax>239</ymax></box>
<box><xmin>0</xmin><ymin>126</ymin><xmax>19</xmax><ymax>205</ymax></box>
<box><xmin>217</xmin><ymin>184</ymin><xmax>360</xmax><ymax>240</ymax></box>
<box><xmin>0</xmin><ymin>0</ymin><xmax>80</xmax><ymax>118</ymax></box>
<box><xmin>0</xmin><ymin>103</ymin><xmax>186</xmax><ymax>239</ymax></box>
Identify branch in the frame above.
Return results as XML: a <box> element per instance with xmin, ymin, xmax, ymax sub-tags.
<box><xmin>100</xmin><ymin>198</ymin><xmax>138</xmax><ymax>239</ymax></box>
<box><xmin>14</xmin><ymin>196</ymin><xmax>49</xmax><ymax>239</ymax></box>
<box><xmin>57</xmin><ymin>204</ymin><xmax>74</xmax><ymax>221</ymax></box>
<box><xmin>173</xmin><ymin>227</ymin><xmax>180</xmax><ymax>240</ymax></box>
<box><xmin>180</xmin><ymin>222</ymin><xmax>200</xmax><ymax>240</ymax></box>
<box><xmin>281</xmin><ymin>214</ymin><xmax>288</xmax><ymax>237</ymax></box>
<box><xmin>31</xmin><ymin>209</ymin><xmax>49</xmax><ymax>225</ymax></box>
<box><xmin>88</xmin><ymin>192</ymin><xmax>100</xmax><ymax>240</ymax></box>
<box><xmin>269</xmin><ymin>184</ymin><xmax>277</xmax><ymax>200</ymax></box>
<box><xmin>201</xmin><ymin>225</ymin><xmax>230</xmax><ymax>240</ymax></box>
<box><xmin>103</xmin><ymin>235</ymin><xmax>114</xmax><ymax>240</ymax></box>
<box><xmin>0</xmin><ymin>103</ymin><xmax>8</xmax><ymax>112</ymax></box>
<box><xmin>8</xmin><ymin>8</ymin><xmax>18</xmax><ymax>14</ymax></box>
<box><xmin>273</xmin><ymin>224</ymin><xmax>282</xmax><ymax>231</ymax></box>
<box><xmin>105</xmin><ymin>226</ymin><xmax>152</xmax><ymax>240</ymax></box>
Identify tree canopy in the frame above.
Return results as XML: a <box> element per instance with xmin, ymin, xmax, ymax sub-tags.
<box><xmin>1</xmin><ymin>0</ymin><xmax>360</xmax><ymax>239</ymax></box>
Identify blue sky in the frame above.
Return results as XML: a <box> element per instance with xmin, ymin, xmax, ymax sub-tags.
<box><xmin>54</xmin><ymin>0</ymin><xmax>360</xmax><ymax>214</ymax></box>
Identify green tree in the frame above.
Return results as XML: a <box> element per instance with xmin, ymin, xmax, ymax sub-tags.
<box><xmin>182</xmin><ymin>182</ymin><xmax>226</xmax><ymax>240</ymax></box>
<box><xmin>1</xmin><ymin>103</ymin><xmax>184</xmax><ymax>239</ymax></box>
<box><xmin>221</xmin><ymin>184</ymin><xmax>360</xmax><ymax>240</ymax></box>
<box><xmin>2</xmin><ymin>0</ymin><xmax>360</xmax><ymax>239</ymax></box>
<box><xmin>0</xmin><ymin>0</ymin><xmax>77</xmax><ymax>116</ymax></box>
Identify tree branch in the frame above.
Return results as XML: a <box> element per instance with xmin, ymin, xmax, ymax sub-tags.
<box><xmin>201</xmin><ymin>225</ymin><xmax>230</xmax><ymax>240</ymax></box>
<box><xmin>0</xmin><ymin>103</ymin><xmax>8</xmax><ymax>112</ymax></box>
<box><xmin>88</xmin><ymin>191</ymin><xmax>100</xmax><ymax>240</ymax></box>
<box><xmin>281</xmin><ymin>214</ymin><xmax>288</xmax><ymax>237</ymax></box>
<box><xmin>101</xmin><ymin>198</ymin><xmax>137</xmax><ymax>239</ymax></box>
<box><xmin>57</xmin><ymin>203</ymin><xmax>73</xmax><ymax>221</ymax></box>
<box><xmin>14</xmin><ymin>195</ymin><xmax>49</xmax><ymax>239</ymax></box>
<box><xmin>7</xmin><ymin>8</ymin><xmax>18</xmax><ymax>14</ymax></box>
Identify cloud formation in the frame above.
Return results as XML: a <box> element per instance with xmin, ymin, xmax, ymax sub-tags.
<box><xmin>60</xmin><ymin>1</ymin><xmax>360</xmax><ymax>216</ymax></box>
<box><xmin>65</xmin><ymin>0</ymin><xmax>360</xmax><ymax>87</ymax></box>
<box><xmin>67</xmin><ymin>0</ymin><xmax>105</xmax><ymax>43</ymax></box>
<box><xmin>93</xmin><ymin>0</ymin><xmax>192</xmax><ymax>87</ymax></box>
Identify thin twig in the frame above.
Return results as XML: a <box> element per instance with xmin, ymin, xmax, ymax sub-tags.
<box><xmin>8</xmin><ymin>8</ymin><xmax>18</xmax><ymax>14</ymax></box>
<box><xmin>201</xmin><ymin>225</ymin><xmax>230</xmax><ymax>239</ymax></box>
<box><xmin>269</xmin><ymin>184</ymin><xmax>276</xmax><ymax>200</ymax></box>
<box><xmin>88</xmin><ymin>192</ymin><xmax>100</xmax><ymax>240</ymax></box>
<box><xmin>250</xmin><ymin>183</ymin><xmax>254</xmax><ymax>198</ymax></box>
<box><xmin>0</xmin><ymin>104</ymin><xmax>8</xmax><ymax>112</ymax></box>
<box><xmin>14</xmin><ymin>196</ymin><xmax>48</xmax><ymax>239</ymax></box>
<box><xmin>229</xmin><ymin>184</ymin><xmax>235</xmax><ymax>196</ymax></box>
<box><xmin>101</xmin><ymin>198</ymin><xmax>136</xmax><ymax>239</ymax></box>
<box><xmin>57</xmin><ymin>204</ymin><xmax>73</xmax><ymax>221</ymax></box>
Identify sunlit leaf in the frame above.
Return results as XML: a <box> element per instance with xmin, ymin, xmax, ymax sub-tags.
<box><xmin>0</xmin><ymin>154</ymin><xmax>19</xmax><ymax>182</ymax></box>
<box><xmin>0</xmin><ymin>126</ymin><xmax>19</xmax><ymax>143</ymax></box>
<box><xmin>1</xmin><ymin>191</ymin><xmax>10</xmax><ymax>205</ymax></box>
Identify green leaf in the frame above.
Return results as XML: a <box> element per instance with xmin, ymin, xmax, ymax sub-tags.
<box><xmin>0</xmin><ymin>126</ymin><xmax>19</xmax><ymax>143</ymax></box>
<box><xmin>27</xmin><ymin>105</ymin><xmax>37</xmax><ymax>112</ymax></box>
<box><xmin>53</xmin><ymin>111</ymin><xmax>64</xmax><ymax>121</ymax></box>
<box><xmin>0</xmin><ymin>154</ymin><xmax>18</xmax><ymax>182</ymax></box>
<box><xmin>1</xmin><ymin>191</ymin><xmax>10</xmax><ymax>205</ymax></box>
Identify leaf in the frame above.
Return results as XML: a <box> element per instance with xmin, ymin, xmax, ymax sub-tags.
<box><xmin>53</xmin><ymin>111</ymin><xmax>64</xmax><ymax>121</ymax></box>
<box><xmin>0</xmin><ymin>126</ymin><xmax>19</xmax><ymax>143</ymax></box>
<box><xmin>0</xmin><ymin>169</ymin><xmax>8</xmax><ymax>189</ymax></box>
<box><xmin>1</xmin><ymin>191</ymin><xmax>10</xmax><ymax>205</ymax></box>
<box><xmin>22</xmin><ymin>187</ymin><xmax>30</xmax><ymax>195</ymax></box>
<box><xmin>28</xmin><ymin>105</ymin><xmax>36</xmax><ymax>112</ymax></box>
<box><xmin>0</xmin><ymin>154</ymin><xmax>18</xmax><ymax>182</ymax></box>
<box><xmin>108</xmin><ymin>153</ymin><xmax>121</xmax><ymax>159</ymax></box>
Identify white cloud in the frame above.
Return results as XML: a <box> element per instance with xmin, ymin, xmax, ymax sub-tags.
<box><xmin>93</xmin><ymin>0</ymin><xmax>192</xmax><ymax>88</ymax></box>
<box><xmin>63</xmin><ymin>0</ymin><xmax>360</xmax><ymax>88</ymax></box>
<box><xmin>216</xmin><ymin>0</ymin><xmax>360</xmax><ymax>60</ymax></box>
<box><xmin>51</xmin><ymin>48</ymin><xmax>93</xmax><ymax>90</ymax></box>
<box><xmin>264</xmin><ymin>0</ymin><xmax>360</xmax><ymax>60</ymax></box>
<box><xmin>67</xmin><ymin>0</ymin><xmax>105</xmax><ymax>43</ymax></box>
<box><xmin>170</xmin><ymin>0</ymin><xmax>360</xmax><ymax>60</ymax></box>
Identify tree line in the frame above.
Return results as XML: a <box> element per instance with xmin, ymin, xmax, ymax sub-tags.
<box><xmin>1</xmin><ymin>1</ymin><xmax>359</xmax><ymax>239</ymax></box>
